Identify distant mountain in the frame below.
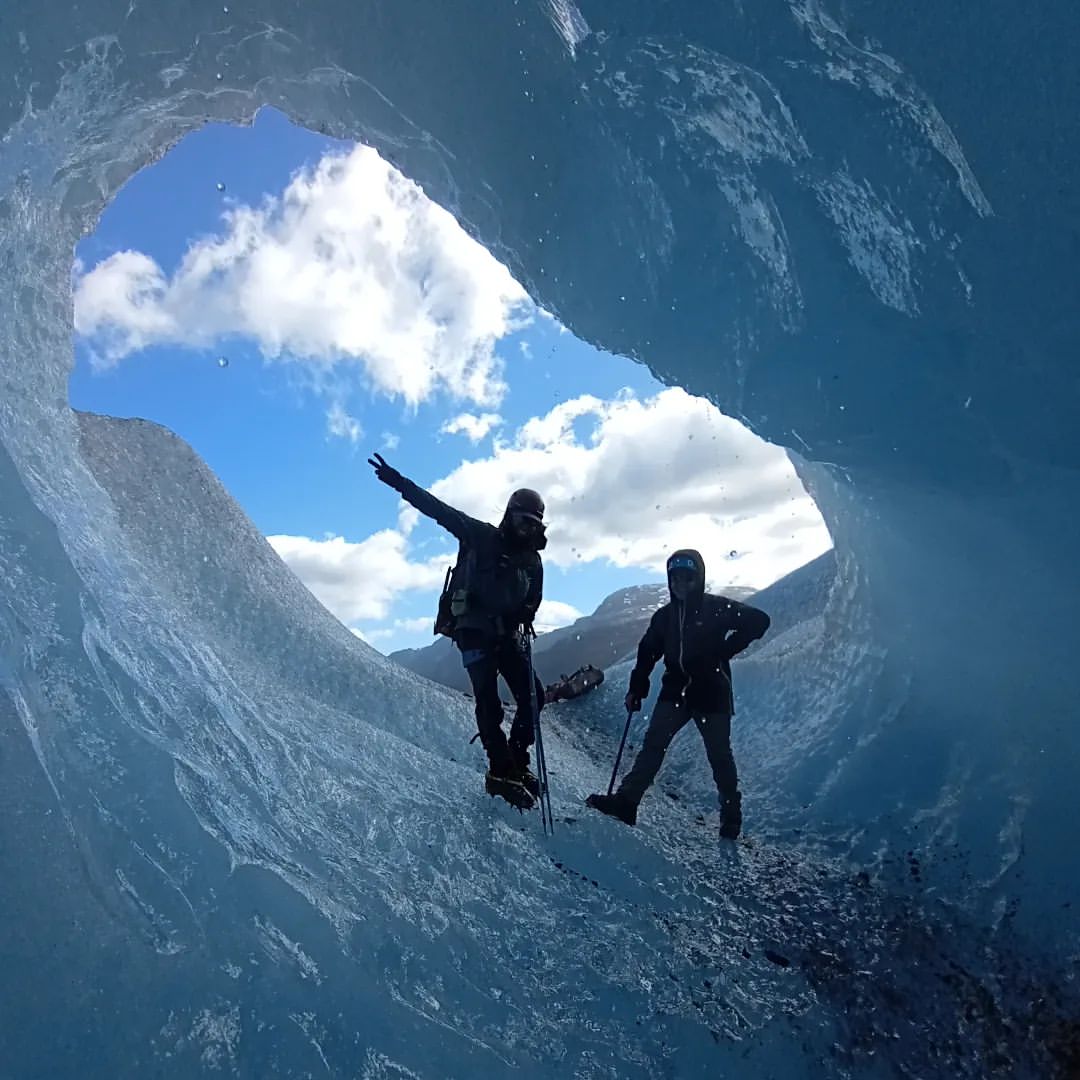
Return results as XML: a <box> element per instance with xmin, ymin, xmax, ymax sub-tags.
<box><xmin>388</xmin><ymin>636</ymin><xmax>467</xmax><ymax>694</ymax></box>
<box><xmin>736</xmin><ymin>550</ymin><xmax>836</xmax><ymax>649</ymax></box>
<box><xmin>389</xmin><ymin>580</ymin><xmax>759</xmax><ymax>693</ymax></box>
<box><xmin>527</xmin><ymin>583</ymin><xmax>673</xmax><ymax>685</ymax></box>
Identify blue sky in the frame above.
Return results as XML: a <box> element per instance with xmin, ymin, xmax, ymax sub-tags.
<box><xmin>71</xmin><ymin>108</ymin><xmax>831</xmax><ymax>654</ymax></box>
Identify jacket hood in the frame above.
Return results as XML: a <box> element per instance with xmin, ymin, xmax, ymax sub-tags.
<box><xmin>666</xmin><ymin>548</ymin><xmax>706</xmax><ymax>603</ymax></box>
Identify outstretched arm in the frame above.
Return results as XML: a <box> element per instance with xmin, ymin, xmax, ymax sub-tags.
<box><xmin>720</xmin><ymin>599</ymin><xmax>770</xmax><ymax>659</ymax></box>
<box><xmin>627</xmin><ymin>609</ymin><xmax>665</xmax><ymax>706</ymax></box>
<box><xmin>368</xmin><ymin>453</ymin><xmax>481</xmax><ymax>542</ymax></box>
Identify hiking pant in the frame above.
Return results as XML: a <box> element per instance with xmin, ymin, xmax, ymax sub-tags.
<box><xmin>618</xmin><ymin>700</ymin><xmax>738</xmax><ymax>806</ymax></box>
<box><xmin>457</xmin><ymin>630</ymin><xmax>544</xmax><ymax>774</ymax></box>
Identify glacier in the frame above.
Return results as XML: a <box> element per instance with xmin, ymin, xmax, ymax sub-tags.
<box><xmin>1</xmin><ymin>0</ymin><xmax>1078</xmax><ymax>1077</ymax></box>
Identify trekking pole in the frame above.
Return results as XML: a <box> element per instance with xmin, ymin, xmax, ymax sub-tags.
<box><xmin>535</xmin><ymin>711</ymin><xmax>552</xmax><ymax>836</ymax></box>
<box><xmin>530</xmin><ymin>645</ymin><xmax>553</xmax><ymax>836</ymax></box>
<box><xmin>524</xmin><ymin>633</ymin><xmax>547</xmax><ymax>833</ymax></box>
<box><xmin>607</xmin><ymin>708</ymin><xmax>635</xmax><ymax>796</ymax></box>
<box><xmin>524</xmin><ymin>633</ymin><xmax>554</xmax><ymax>835</ymax></box>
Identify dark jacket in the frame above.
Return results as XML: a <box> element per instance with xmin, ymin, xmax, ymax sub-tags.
<box><xmin>398</xmin><ymin>477</ymin><xmax>543</xmax><ymax>638</ymax></box>
<box><xmin>628</xmin><ymin>550</ymin><xmax>769</xmax><ymax>715</ymax></box>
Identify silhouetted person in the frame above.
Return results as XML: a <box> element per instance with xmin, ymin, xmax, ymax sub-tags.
<box><xmin>587</xmin><ymin>549</ymin><xmax>769</xmax><ymax>839</ymax></box>
<box><xmin>369</xmin><ymin>453</ymin><xmax>546</xmax><ymax>806</ymax></box>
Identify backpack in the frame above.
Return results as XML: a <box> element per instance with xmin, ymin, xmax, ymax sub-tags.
<box><xmin>434</xmin><ymin>566</ymin><xmax>454</xmax><ymax>638</ymax></box>
<box><xmin>434</xmin><ymin>547</ymin><xmax>474</xmax><ymax>637</ymax></box>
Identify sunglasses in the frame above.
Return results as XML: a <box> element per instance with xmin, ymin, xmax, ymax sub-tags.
<box><xmin>667</xmin><ymin>557</ymin><xmax>697</xmax><ymax>573</ymax></box>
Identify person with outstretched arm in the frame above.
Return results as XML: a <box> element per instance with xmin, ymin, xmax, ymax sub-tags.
<box><xmin>587</xmin><ymin>549</ymin><xmax>770</xmax><ymax>840</ymax></box>
<box><xmin>368</xmin><ymin>453</ymin><xmax>547</xmax><ymax>809</ymax></box>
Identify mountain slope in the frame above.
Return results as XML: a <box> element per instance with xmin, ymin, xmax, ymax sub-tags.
<box><xmin>391</xmin><ymin>581</ymin><xmax>745</xmax><ymax>691</ymax></box>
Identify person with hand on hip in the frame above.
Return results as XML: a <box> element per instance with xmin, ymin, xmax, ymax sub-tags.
<box><xmin>587</xmin><ymin>549</ymin><xmax>769</xmax><ymax>840</ymax></box>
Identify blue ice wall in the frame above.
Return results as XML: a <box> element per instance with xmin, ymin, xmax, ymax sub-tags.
<box><xmin>1</xmin><ymin>1</ymin><xmax>1078</xmax><ymax>1076</ymax></box>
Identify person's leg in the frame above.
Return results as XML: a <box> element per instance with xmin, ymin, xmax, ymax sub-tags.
<box><xmin>694</xmin><ymin>713</ymin><xmax>741</xmax><ymax>837</ymax></box>
<box><xmin>458</xmin><ymin>632</ymin><xmax>511</xmax><ymax>775</ymax></box>
<box><xmin>694</xmin><ymin>713</ymin><xmax>738</xmax><ymax>799</ymax></box>
<box><xmin>616</xmin><ymin>701</ymin><xmax>691</xmax><ymax>807</ymax></box>
<box><xmin>496</xmin><ymin>636</ymin><xmax>543</xmax><ymax>766</ymax></box>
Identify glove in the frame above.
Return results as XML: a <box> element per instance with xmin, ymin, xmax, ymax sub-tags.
<box><xmin>624</xmin><ymin>692</ymin><xmax>643</xmax><ymax>713</ymax></box>
<box><xmin>367</xmin><ymin>452</ymin><xmax>404</xmax><ymax>491</ymax></box>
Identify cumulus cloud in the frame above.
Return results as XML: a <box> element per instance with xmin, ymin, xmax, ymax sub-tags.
<box><xmin>440</xmin><ymin>412</ymin><xmax>504</xmax><ymax>443</ymax></box>
<box><xmin>272</xmin><ymin>389</ymin><xmax>830</xmax><ymax>645</ymax></box>
<box><xmin>364</xmin><ymin>616</ymin><xmax>434</xmax><ymax>643</ymax></box>
<box><xmin>326</xmin><ymin>402</ymin><xmax>363</xmax><ymax>444</ymax></box>
<box><xmin>267</xmin><ymin>530</ymin><xmax>450</xmax><ymax>624</ymax></box>
<box><xmin>397</xmin><ymin>504</ymin><xmax>421</xmax><ymax>536</ymax></box>
<box><xmin>427</xmin><ymin>388</ymin><xmax>832</xmax><ymax>589</ymax></box>
<box><xmin>534</xmin><ymin>599</ymin><xmax>583</xmax><ymax>634</ymax></box>
<box><xmin>74</xmin><ymin>144</ymin><xmax>530</xmax><ymax>408</ymax></box>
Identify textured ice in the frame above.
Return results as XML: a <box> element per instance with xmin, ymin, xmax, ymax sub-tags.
<box><xmin>2</xmin><ymin>0</ymin><xmax>1079</xmax><ymax>1076</ymax></box>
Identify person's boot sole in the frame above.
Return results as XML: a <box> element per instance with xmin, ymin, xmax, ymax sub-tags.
<box><xmin>485</xmin><ymin>772</ymin><xmax>535</xmax><ymax>811</ymax></box>
<box><xmin>585</xmin><ymin>794</ymin><xmax>636</xmax><ymax>826</ymax></box>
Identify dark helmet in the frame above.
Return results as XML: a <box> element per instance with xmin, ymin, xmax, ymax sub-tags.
<box><xmin>506</xmin><ymin>488</ymin><xmax>545</xmax><ymax>524</ymax></box>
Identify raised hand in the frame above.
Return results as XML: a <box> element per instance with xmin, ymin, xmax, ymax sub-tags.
<box><xmin>367</xmin><ymin>452</ymin><xmax>404</xmax><ymax>490</ymax></box>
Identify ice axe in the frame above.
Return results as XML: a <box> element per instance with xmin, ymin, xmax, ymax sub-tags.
<box><xmin>606</xmin><ymin>704</ymin><xmax>638</xmax><ymax>796</ymax></box>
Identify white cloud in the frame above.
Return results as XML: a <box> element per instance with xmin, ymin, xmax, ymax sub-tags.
<box><xmin>267</xmin><ymin>530</ymin><xmax>451</xmax><ymax>623</ymax></box>
<box><xmin>534</xmin><ymin>599</ymin><xmax>582</xmax><ymax>634</ymax></box>
<box><xmin>326</xmin><ymin>402</ymin><xmax>363</xmax><ymax>443</ymax></box>
<box><xmin>381</xmin><ymin>432</ymin><xmax>401</xmax><ymax>451</ymax></box>
<box><xmin>74</xmin><ymin>144</ymin><xmax>530</xmax><ymax>408</ymax></box>
<box><xmin>272</xmin><ymin>390</ymin><xmax>830</xmax><ymax>643</ymax></box>
<box><xmin>363</xmin><ymin>616</ymin><xmax>433</xmax><ymax>643</ymax></box>
<box><xmin>426</xmin><ymin>388</ymin><xmax>832</xmax><ymax>589</ymax></box>
<box><xmin>440</xmin><ymin>412</ymin><xmax>503</xmax><ymax>443</ymax></box>
<box><xmin>397</xmin><ymin>504</ymin><xmax>421</xmax><ymax>536</ymax></box>
<box><xmin>519</xmin><ymin>341</ymin><xmax>532</xmax><ymax>358</ymax></box>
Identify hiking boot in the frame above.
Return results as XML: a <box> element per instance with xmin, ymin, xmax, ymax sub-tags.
<box><xmin>486</xmin><ymin>770</ymin><xmax>535</xmax><ymax>810</ymax></box>
<box><xmin>518</xmin><ymin>767</ymin><xmax>541</xmax><ymax>799</ymax></box>
<box><xmin>508</xmin><ymin>738</ymin><xmax>530</xmax><ymax>770</ymax></box>
<box><xmin>719</xmin><ymin>792</ymin><xmax>742</xmax><ymax>840</ymax></box>
<box><xmin>585</xmin><ymin>792</ymin><xmax>637</xmax><ymax>826</ymax></box>
<box><xmin>508</xmin><ymin>740</ymin><xmax>541</xmax><ymax>798</ymax></box>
